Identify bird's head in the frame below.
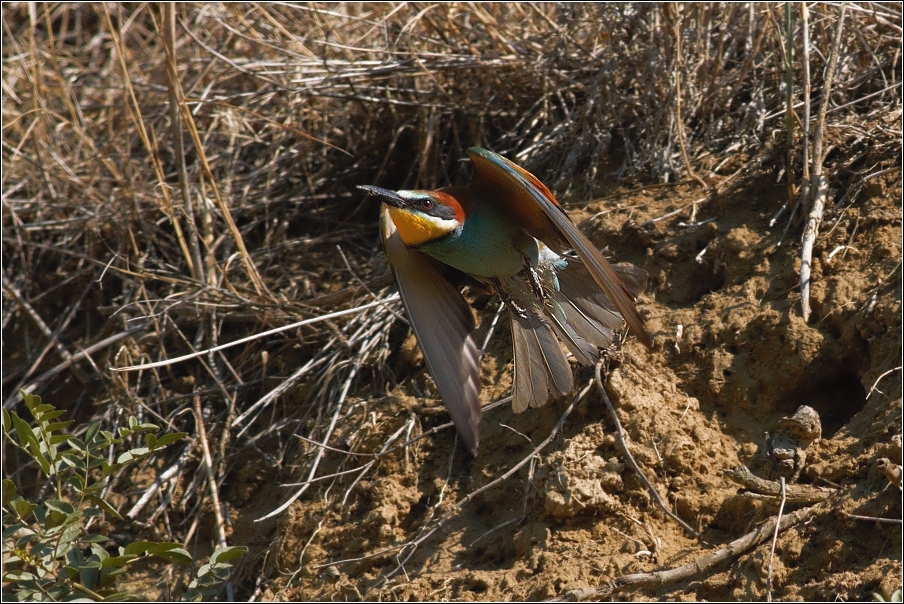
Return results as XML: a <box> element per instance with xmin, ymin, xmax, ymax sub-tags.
<box><xmin>358</xmin><ymin>185</ymin><xmax>466</xmax><ymax>247</ymax></box>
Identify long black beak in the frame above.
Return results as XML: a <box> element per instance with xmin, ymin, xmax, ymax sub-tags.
<box><xmin>357</xmin><ymin>185</ymin><xmax>406</xmax><ymax>208</ymax></box>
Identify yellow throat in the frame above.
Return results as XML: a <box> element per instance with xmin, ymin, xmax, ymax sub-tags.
<box><xmin>386</xmin><ymin>205</ymin><xmax>454</xmax><ymax>247</ymax></box>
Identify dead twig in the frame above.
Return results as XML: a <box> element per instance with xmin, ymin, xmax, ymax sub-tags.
<box><xmin>844</xmin><ymin>513</ymin><xmax>903</xmax><ymax>525</ymax></box>
<box><xmin>126</xmin><ymin>446</ymin><xmax>191</xmax><ymax>519</ymax></box>
<box><xmin>723</xmin><ymin>465</ymin><xmax>831</xmax><ymax>504</ymax></box>
<box><xmin>797</xmin><ymin>2</ymin><xmax>812</xmax><ymax>224</ymax></box>
<box><xmin>552</xmin><ymin>505</ymin><xmax>820</xmax><ymax>602</ymax></box>
<box><xmin>765</xmin><ymin>477</ymin><xmax>786</xmax><ymax>602</ymax></box>
<box><xmin>192</xmin><ymin>391</ymin><xmax>234</xmax><ymax>600</ymax></box>
<box><xmin>671</xmin><ymin>7</ymin><xmax>708</xmax><ymax>190</ymax></box>
<box><xmin>161</xmin><ymin>4</ymin><xmax>204</xmax><ymax>284</ymax></box>
<box><xmin>7</xmin><ymin>323</ymin><xmax>150</xmax><ymax>409</ymax></box>
<box><xmin>866</xmin><ymin>366</ymin><xmax>903</xmax><ymax>400</ymax></box>
<box><xmin>801</xmin><ymin>4</ymin><xmax>847</xmax><ymax>322</ymax></box>
<box><xmin>113</xmin><ymin>296</ymin><xmax>399</xmax><ymax>372</ymax></box>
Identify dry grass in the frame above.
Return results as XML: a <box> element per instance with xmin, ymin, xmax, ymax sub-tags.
<box><xmin>2</xmin><ymin>2</ymin><xmax>901</xmax><ymax>600</ymax></box>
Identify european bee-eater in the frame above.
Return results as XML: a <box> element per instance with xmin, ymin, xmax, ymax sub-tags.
<box><xmin>359</xmin><ymin>147</ymin><xmax>651</xmax><ymax>456</ymax></box>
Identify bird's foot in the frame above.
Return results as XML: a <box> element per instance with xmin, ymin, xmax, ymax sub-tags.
<box><xmin>493</xmin><ymin>278</ymin><xmax>530</xmax><ymax>319</ymax></box>
<box><xmin>521</xmin><ymin>264</ymin><xmax>546</xmax><ymax>300</ymax></box>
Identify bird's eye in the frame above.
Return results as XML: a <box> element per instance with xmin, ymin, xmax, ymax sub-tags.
<box><xmin>420</xmin><ymin>199</ymin><xmax>434</xmax><ymax>210</ymax></box>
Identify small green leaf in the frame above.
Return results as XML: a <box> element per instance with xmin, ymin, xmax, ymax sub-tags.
<box><xmin>154</xmin><ymin>432</ymin><xmax>188</xmax><ymax>448</ymax></box>
<box><xmin>53</xmin><ymin>541</ymin><xmax>73</xmax><ymax>559</ymax></box>
<box><xmin>3</xmin><ymin>551</ymin><xmax>22</xmax><ymax>564</ymax></box>
<box><xmin>134</xmin><ymin>422</ymin><xmax>158</xmax><ymax>432</ymax></box>
<box><xmin>117</xmin><ymin>447</ymin><xmax>150</xmax><ymax>464</ymax></box>
<box><xmin>154</xmin><ymin>547</ymin><xmax>192</xmax><ymax>565</ymax></box>
<box><xmin>84</xmin><ymin>494</ymin><xmax>122</xmax><ymax>520</ymax></box>
<box><xmin>4</xmin><ymin>569</ymin><xmax>37</xmax><ymax>582</ymax></box>
<box><xmin>15</xmin><ymin>532</ymin><xmax>39</xmax><ymax>548</ymax></box>
<box><xmin>122</xmin><ymin>541</ymin><xmax>157</xmax><ymax>556</ymax></box>
<box><xmin>145</xmin><ymin>433</ymin><xmax>157</xmax><ymax>449</ymax></box>
<box><xmin>84</xmin><ymin>507</ymin><xmax>103</xmax><ymax>518</ymax></box>
<box><xmin>43</xmin><ymin>509</ymin><xmax>68</xmax><ymax>530</ymax></box>
<box><xmin>90</xmin><ymin>543</ymin><xmax>109</xmax><ymax>560</ymax></box>
<box><xmin>45</xmin><ymin>499</ymin><xmax>76</xmax><ymax>515</ymax></box>
<box><xmin>2</xmin><ymin>521</ymin><xmax>26</xmax><ymax>540</ymax></box>
<box><xmin>102</xmin><ymin>554</ymin><xmax>139</xmax><ymax>568</ymax></box>
<box><xmin>13</xmin><ymin>414</ymin><xmax>53</xmax><ymax>475</ymax></box>
<box><xmin>128</xmin><ymin>416</ymin><xmax>138</xmax><ymax>429</ymax></box>
<box><xmin>57</xmin><ymin>520</ymin><xmax>81</xmax><ymax>545</ymax></box>
<box><xmin>69</xmin><ymin>472</ymin><xmax>87</xmax><ymax>491</ymax></box>
<box><xmin>11</xmin><ymin>413</ymin><xmax>37</xmax><ymax>448</ymax></box>
<box><xmin>61</xmin><ymin>453</ymin><xmax>87</xmax><ymax>472</ymax></box>
<box><xmin>33</xmin><ymin>403</ymin><xmax>56</xmax><ymax>417</ymax></box>
<box><xmin>80</xmin><ymin>562</ymin><xmax>100</xmax><ymax>591</ymax></box>
<box><xmin>210</xmin><ymin>546</ymin><xmax>248</xmax><ymax>564</ymax></box>
<box><xmin>194</xmin><ymin>563</ymin><xmax>213</xmax><ymax>578</ymax></box>
<box><xmin>118</xmin><ymin>427</ymin><xmax>131</xmax><ymax>439</ymax></box>
<box><xmin>21</xmin><ymin>391</ymin><xmax>41</xmax><ymax>408</ymax></box>
<box><xmin>49</xmin><ymin>434</ymin><xmax>70</xmax><ymax>445</ymax></box>
<box><xmin>40</xmin><ymin>409</ymin><xmax>68</xmax><ymax>422</ymax></box>
<box><xmin>2</xmin><ymin>478</ymin><xmax>16</xmax><ymax>504</ymax></box>
<box><xmin>87</xmin><ymin>454</ymin><xmax>107</xmax><ymax>469</ymax></box>
<box><xmin>30</xmin><ymin>444</ymin><xmax>52</xmax><ymax>475</ymax></box>
<box><xmin>80</xmin><ymin>533</ymin><xmax>109</xmax><ymax>544</ymax></box>
<box><xmin>11</xmin><ymin>496</ymin><xmax>36</xmax><ymax>519</ymax></box>
<box><xmin>84</xmin><ymin>422</ymin><xmax>101</xmax><ymax>443</ymax></box>
<box><xmin>67</xmin><ymin>437</ymin><xmax>87</xmax><ymax>451</ymax></box>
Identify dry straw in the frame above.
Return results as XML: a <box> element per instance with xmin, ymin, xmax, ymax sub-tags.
<box><xmin>3</xmin><ymin>2</ymin><xmax>901</xmax><ymax>597</ymax></box>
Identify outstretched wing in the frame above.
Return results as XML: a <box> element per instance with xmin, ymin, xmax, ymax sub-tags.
<box><xmin>381</xmin><ymin>206</ymin><xmax>482</xmax><ymax>455</ymax></box>
<box><xmin>467</xmin><ymin>147</ymin><xmax>651</xmax><ymax>348</ymax></box>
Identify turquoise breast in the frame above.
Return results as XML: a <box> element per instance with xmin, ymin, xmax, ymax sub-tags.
<box><xmin>418</xmin><ymin>204</ymin><xmax>536</xmax><ymax>278</ymax></box>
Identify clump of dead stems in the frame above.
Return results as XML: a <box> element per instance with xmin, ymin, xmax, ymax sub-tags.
<box><xmin>2</xmin><ymin>2</ymin><xmax>900</xmax><ymax>598</ymax></box>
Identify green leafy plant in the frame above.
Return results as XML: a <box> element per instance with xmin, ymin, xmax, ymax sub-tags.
<box><xmin>182</xmin><ymin>546</ymin><xmax>249</xmax><ymax>602</ymax></box>
<box><xmin>2</xmin><ymin>391</ymin><xmax>245</xmax><ymax>601</ymax></box>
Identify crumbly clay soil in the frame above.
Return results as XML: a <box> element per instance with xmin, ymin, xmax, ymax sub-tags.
<box><xmin>233</xmin><ymin>140</ymin><xmax>902</xmax><ymax>601</ymax></box>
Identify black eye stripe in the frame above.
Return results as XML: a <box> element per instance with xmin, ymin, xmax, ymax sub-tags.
<box><xmin>408</xmin><ymin>195</ymin><xmax>456</xmax><ymax>221</ymax></box>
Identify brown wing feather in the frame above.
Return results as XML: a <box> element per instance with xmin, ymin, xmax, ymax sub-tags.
<box><xmin>381</xmin><ymin>207</ymin><xmax>482</xmax><ymax>455</ymax></box>
<box><xmin>468</xmin><ymin>148</ymin><xmax>652</xmax><ymax>348</ymax></box>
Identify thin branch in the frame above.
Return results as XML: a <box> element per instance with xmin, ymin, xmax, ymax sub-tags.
<box><xmin>672</xmin><ymin>8</ymin><xmax>708</xmax><ymax>189</ymax></box>
<box><xmin>766</xmin><ymin>477</ymin><xmax>787</xmax><ymax>602</ymax></box>
<box><xmin>7</xmin><ymin>323</ymin><xmax>150</xmax><ymax>409</ymax></box>
<box><xmin>192</xmin><ymin>391</ymin><xmax>234</xmax><ymax>600</ymax></box>
<box><xmin>113</xmin><ymin>296</ymin><xmax>399</xmax><ymax>372</ymax></box>
<box><xmin>162</xmin><ymin>3</ymin><xmax>204</xmax><ymax>284</ymax></box>
<box><xmin>554</xmin><ymin>505</ymin><xmax>820</xmax><ymax>601</ymax></box>
<box><xmin>801</xmin><ymin>4</ymin><xmax>846</xmax><ymax>322</ymax></box>
<box><xmin>844</xmin><ymin>513</ymin><xmax>903</xmax><ymax>525</ymax></box>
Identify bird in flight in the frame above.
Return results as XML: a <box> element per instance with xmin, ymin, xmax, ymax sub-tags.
<box><xmin>360</xmin><ymin>147</ymin><xmax>650</xmax><ymax>455</ymax></box>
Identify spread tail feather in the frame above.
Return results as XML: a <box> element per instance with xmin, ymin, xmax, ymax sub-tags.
<box><xmin>511</xmin><ymin>309</ymin><xmax>573</xmax><ymax>413</ymax></box>
<box><xmin>506</xmin><ymin>260</ymin><xmax>648</xmax><ymax>414</ymax></box>
<box><xmin>541</xmin><ymin>261</ymin><xmax>640</xmax><ymax>365</ymax></box>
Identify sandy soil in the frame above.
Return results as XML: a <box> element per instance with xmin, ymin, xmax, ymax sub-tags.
<box><xmin>225</xmin><ymin>136</ymin><xmax>902</xmax><ymax>601</ymax></box>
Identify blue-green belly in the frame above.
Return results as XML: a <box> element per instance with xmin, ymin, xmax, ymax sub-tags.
<box><xmin>418</xmin><ymin>206</ymin><xmax>537</xmax><ymax>278</ymax></box>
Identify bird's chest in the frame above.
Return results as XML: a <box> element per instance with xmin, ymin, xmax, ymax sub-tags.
<box><xmin>419</xmin><ymin>206</ymin><xmax>537</xmax><ymax>278</ymax></box>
